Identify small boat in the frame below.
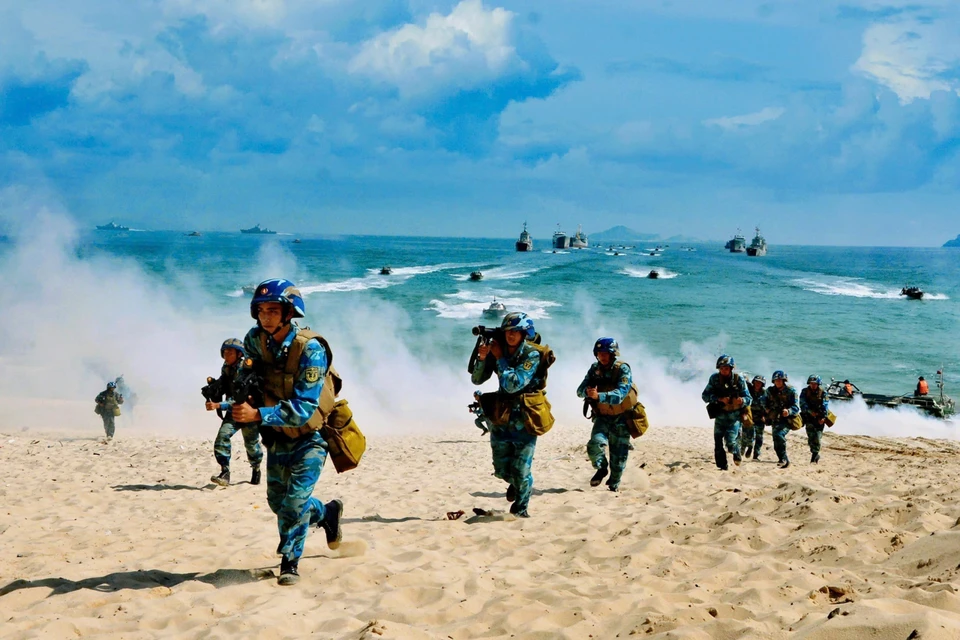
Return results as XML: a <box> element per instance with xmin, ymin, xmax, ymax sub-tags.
<box><xmin>482</xmin><ymin>298</ymin><xmax>507</xmax><ymax>318</ymax></box>
<box><xmin>292</xmin><ymin>238</ymin><xmax>302</xmax><ymax>244</ymax></box>
<box><xmin>647</xmin><ymin>270</ymin><xmax>660</xmax><ymax>279</ymax></box>
<box><xmin>96</xmin><ymin>221</ymin><xmax>129</xmax><ymax>232</ymax></box>
<box><xmin>826</xmin><ymin>373</ymin><xmax>955</xmax><ymax>419</ymax></box>
<box><xmin>900</xmin><ymin>287</ymin><xmax>923</xmax><ymax>300</ymax></box>
<box><xmin>380</xmin><ymin>266</ymin><xmax>393</xmax><ymax>275</ymax></box>
<box><xmin>186</xmin><ymin>231</ymin><xmax>201</xmax><ymax>237</ymax></box>
<box><xmin>240</xmin><ymin>224</ymin><xmax>277</xmax><ymax>235</ymax></box>
<box><xmin>746</xmin><ymin>227</ymin><xmax>767</xmax><ymax>256</ymax></box>
<box><xmin>469</xmin><ymin>271</ymin><xmax>483</xmax><ymax>281</ymax></box>
<box><xmin>515</xmin><ymin>222</ymin><xmax>533</xmax><ymax>252</ymax></box>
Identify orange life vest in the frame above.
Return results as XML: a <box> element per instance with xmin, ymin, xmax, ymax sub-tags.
<box><xmin>917</xmin><ymin>380</ymin><xmax>929</xmax><ymax>396</ymax></box>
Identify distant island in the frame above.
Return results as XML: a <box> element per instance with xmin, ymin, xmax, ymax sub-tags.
<box><xmin>944</xmin><ymin>235</ymin><xmax>960</xmax><ymax>248</ymax></box>
<box><xmin>589</xmin><ymin>225</ymin><xmax>704</xmax><ymax>245</ymax></box>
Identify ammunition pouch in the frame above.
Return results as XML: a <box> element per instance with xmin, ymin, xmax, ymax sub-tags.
<box><xmin>520</xmin><ymin>390</ymin><xmax>555</xmax><ymax>437</ymax></box>
<box><xmin>112</xmin><ymin>407</ymin><xmax>122</xmax><ymax>417</ymax></box>
<box><xmin>740</xmin><ymin>405</ymin><xmax>754</xmax><ymax>429</ymax></box>
<box><xmin>94</xmin><ymin>405</ymin><xmax>103</xmax><ymax>416</ymax></box>
<box><xmin>787</xmin><ymin>414</ymin><xmax>803</xmax><ymax>431</ymax></box>
<box><xmin>320</xmin><ymin>399</ymin><xmax>366</xmax><ymax>473</ymax></box>
<box><xmin>625</xmin><ymin>402</ymin><xmax>649</xmax><ymax>439</ymax></box>
<box><xmin>825</xmin><ymin>411</ymin><xmax>837</xmax><ymax>428</ymax></box>
<box><xmin>595</xmin><ymin>385</ymin><xmax>639</xmax><ymax>416</ymax></box>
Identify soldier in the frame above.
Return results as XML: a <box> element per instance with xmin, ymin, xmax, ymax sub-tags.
<box><xmin>742</xmin><ymin>375</ymin><xmax>766</xmax><ymax>460</ymax></box>
<box><xmin>94</xmin><ymin>381</ymin><xmax>123</xmax><ymax>441</ymax></box>
<box><xmin>577</xmin><ymin>338</ymin><xmax>636</xmax><ymax>492</ymax></box>
<box><xmin>799</xmin><ymin>374</ymin><xmax>830</xmax><ymax>464</ymax></box>
<box><xmin>470</xmin><ymin>312</ymin><xmax>553</xmax><ymax>518</ymax></box>
<box><xmin>701</xmin><ymin>355</ymin><xmax>751</xmax><ymax>470</ymax></box>
<box><xmin>206</xmin><ymin>339</ymin><xmax>263</xmax><ymax>486</ymax></box>
<box><xmin>230</xmin><ymin>279</ymin><xmax>343</xmax><ymax>586</ymax></box>
<box><xmin>762</xmin><ymin>370</ymin><xmax>800</xmax><ymax>469</ymax></box>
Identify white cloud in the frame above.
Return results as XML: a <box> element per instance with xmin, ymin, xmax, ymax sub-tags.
<box><xmin>854</xmin><ymin>16</ymin><xmax>960</xmax><ymax>103</ymax></box>
<box><xmin>348</xmin><ymin>0</ymin><xmax>518</xmax><ymax>97</ymax></box>
<box><xmin>703</xmin><ymin>107</ymin><xmax>785</xmax><ymax>130</ymax></box>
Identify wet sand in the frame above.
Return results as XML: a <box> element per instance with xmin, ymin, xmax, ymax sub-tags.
<box><xmin>2</xmin><ymin>423</ymin><xmax>960</xmax><ymax>639</ymax></box>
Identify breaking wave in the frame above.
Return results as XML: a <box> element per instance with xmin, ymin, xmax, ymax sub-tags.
<box><xmin>622</xmin><ymin>267</ymin><xmax>679</xmax><ymax>280</ymax></box>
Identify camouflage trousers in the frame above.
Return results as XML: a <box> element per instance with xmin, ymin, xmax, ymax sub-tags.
<box><xmin>214</xmin><ymin>421</ymin><xmax>263</xmax><ymax>468</ymax></box>
<box><xmin>266</xmin><ymin>430</ymin><xmax>329</xmax><ymax>562</ymax></box>
<box><xmin>101</xmin><ymin>415</ymin><xmax>115</xmax><ymax>439</ymax></box>
<box><xmin>587</xmin><ymin>418</ymin><xmax>632</xmax><ymax>486</ymax></box>
<box><xmin>713</xmin><ymin>413</ymin><xmax>742</xmax><ymax>469</ymax></box>
<box><xmin>771</xmin><ymin>423</ymin><xmax>792</xmax><ymax>463</ymax></box>
<box><xmin>490</xmin><ymin>424</ymin><xmax>537</xmax><ymax>513</ymax></box>
<box><xmin>805</xmin><ymin>424</ymin><xmax>824</xmax><ymax>456</ymax></box>
<box><xmin>740</xmin><ymin>421</ymin><xmax>764</xmax><ymax>454</ymax></box>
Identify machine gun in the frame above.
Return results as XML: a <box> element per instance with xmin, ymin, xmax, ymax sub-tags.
<box><xmin>467</xmin><ymin>325</ymin><xmax>504</xmax><ymax>375</ymax></box>
<box><xmin>201</xmin><ymin>376</ymin><xmax>226</xmax><ymax>419</ymax></box>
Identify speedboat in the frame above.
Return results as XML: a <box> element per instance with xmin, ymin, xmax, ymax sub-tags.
<box><xmin>482</xmin><ymin>299</ymin><xmax>507</xmax><ymax>318</ymax></box>
<box><xmin>469</xmin><ymin>271</ymin><xmax>483</xmax><ymax>281</ymax></box>
<box><xmin>900</xmin><ymin>287</ymin><xmax>923</xmax><ymax>300</ymax></box>
<box><xmin>647</xmin><ymin>270</ymin><xmax>659</xmax><ymax>279</ymax></box>
<box><xmin>292</xmin><ymin>238</ymin><xmax>302</xmax><ymax>244</ymax></box>
<box><xmin>186</xmin><ymin>231</ymin><xmax>201</xmax><ymax>237</ymax></box>
<box><xmin>380</xmin><ymin>266</ymin><xmax>393</xmax><ymax>275</ymax></box>
<box><xmin>826</xmin><ymin>374</ymin><xmax>955</xmax><ymax>418</ymax></box>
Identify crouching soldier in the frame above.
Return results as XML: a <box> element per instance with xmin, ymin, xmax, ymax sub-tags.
<box><xmin>701</xmin><ymin>355</ymin><xmax>751</xmax><ymax>470</ymax></box>
<box><xmin>231</xmin><ymin>279</ymin><xmax>343</xmax><ymax>586</ymax></box>
<box><xmin>800</xmin><ymin>374</ymin><xmax>830</xmax><ymax>464</ymax></box>
<box><xmin>470</xmin><ymin>312</ymin><xmax>555</xmax><ymax>518</ymax></box>
<box><xmin>742</xmin><ymin>375</ymin><xmax>766</xmax><ymax>460</ymax></box>
<box><xmin>206</xmin><ymin>338</ymin><xmax>263</xmax><ymax>486</ymax></box>
<box><xmin>762</xmin><ymin>370</ymin><xmax>800</xmax><ymax>469</ymax></box>
<box><xmin>95</xmin><ymin>381</ymin><xmax>123</xmax><ymax>441</ymax></box>
<box><xmin>577</xmin><ymin>338</ymin><xmax>647</xmax><ymax>492</ymax></box>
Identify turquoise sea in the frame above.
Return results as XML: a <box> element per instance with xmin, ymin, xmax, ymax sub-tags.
<box><xmin>2</xmin><ymin>222</ymin><xmax>958</xmax><ymax>436</ymax></box>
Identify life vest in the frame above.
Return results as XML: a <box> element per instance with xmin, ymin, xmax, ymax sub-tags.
<box><xmin>588</xmin><ymin>362</ymin><xmax>639</xmax><ymax>416</ymax></box>
<box><xmin>917</xmin><ymin>380</ymin><xmax>929</xmax><ymax>395</ymax></box>
<box><xmin>259</xmin><ymin>329</ymin><xmax>341</xmax><ymax>439</ymax></box>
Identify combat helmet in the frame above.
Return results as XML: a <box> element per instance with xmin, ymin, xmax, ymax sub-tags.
<box><xmin>501</xmin><ymin>312</ymin><xmax>536</xmax><ymax>341</ymax></box>
<box><xmin>593</xmin><ymin>337</ymin><xmax>619</xmax><ymax>358</ymax></box>
<box><xmin>772</xmin><ymin>370</ymin><xmax>788</xmax><ymax>382</ymax></box>
<box><xmin>250</xmin><ymin>278</ymin><xmax>305</xmax><ymax>320</ymax></box>
<box><xmin>807</xmin><ymin>374</ymin><xmax>822</xmax><ymax>385</ymax></box>
<box><xmin>106</xmin><ymin>381</ymin><xmax>117</xmax><ymax>389</ymax></box>
<box><xmin>752</xmin><ymin>374</ymin><xmax>766</xmax><ymax>386</ymax></box>
<box><xmin>220</xmin><ymin>338</ymin><xmax>245</xmax><ymax>358</ymax></box>
<box><xmin>716</xmin><ymin>354</ymin><xmax>735</xmax><ymax>369</ymax></box>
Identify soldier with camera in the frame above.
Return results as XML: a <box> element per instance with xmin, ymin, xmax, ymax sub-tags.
<box><xmin>469</xmin><ymin>312</ymin><xmax>555</xmax><ymax>518</ymax></box>
<box><xmin>204</xmin><ymin>338</ymin><xmax>263</xmax><ymax>487</ymax></box>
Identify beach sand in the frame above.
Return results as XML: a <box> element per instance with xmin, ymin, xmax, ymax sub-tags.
<box><xmin>3</xmin><ymin>423</ymin><xmax>960</xmax><ymax>639</ymax></box>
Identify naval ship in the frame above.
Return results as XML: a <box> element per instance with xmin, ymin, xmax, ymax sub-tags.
<box><xmin>240</xmin><ymin>223</ymin><xmax>277</xmax><ymax>235</ymax></box>
<box><xmin>570</xmin><ymin>224</ymin><xmax>588</xmax><ymax>249</ymax></box>
<box><xmin>515</xmin><ymin>222</ymin><xmax>533</xmax><ymax>252</ymax></box>
<box><xmin>725</xmin><ymin>229</ymin><xmax>746</xmax><ymax>253</ymax></box>
<box><xmin>552</xmin><ymin>224</ymin><xmax>570</xmax><ymax>249</ymax></box>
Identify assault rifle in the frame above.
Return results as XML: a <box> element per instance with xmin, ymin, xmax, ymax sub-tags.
<box><xmin>201</xmin><ymin>376</ymin><xmax>226</xmax><ymax>419</ymax></box>
<box><xmin>233</xmin><ymin>358</ymin><xmax>275</xmax><ymax>446</ymax></box>
<box><xmin>467</xmin><ymin>325</ymin><xmax>504</xmax><ymax>375</ymax></box>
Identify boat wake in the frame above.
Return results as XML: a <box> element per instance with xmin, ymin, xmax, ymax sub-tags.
<box><xmin>298</xmin><ymin>263</ymin><xmax>464</xmax><ymax>295</ymax></box>
<box><xmin>795</xmin><ymin>277</ymin><xmax>949</xmax><ymax>300</ymax></box>
<box><xmin>622</xmin><ymin>267</ymin><xmax>679</xmax><ymax>280</ymax></box>
<box><xmin>464</xmin><ymin>265</ymin><xmax>543</xmax><ymax>281</ymax></box>
<box><xmin>427</xmin><ymin>288</ymin><xmax>561</xmax><ymax>320</ymax></box>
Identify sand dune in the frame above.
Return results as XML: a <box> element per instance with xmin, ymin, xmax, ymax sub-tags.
<box><xmin>3</xmin><ymin>424</ymin><xmax>960</xmax><ymax>639</ymax></box>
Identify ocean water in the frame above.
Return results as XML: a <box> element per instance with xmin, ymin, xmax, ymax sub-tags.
<box><xmin>2</xmin><ymin>220</ymin><xmax>958</xmax><ymax>437</ymax></box>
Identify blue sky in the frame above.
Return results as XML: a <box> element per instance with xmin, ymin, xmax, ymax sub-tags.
<box><xmin>1</xmin><ymin>0</ymin><xmax>959</xmax><ymax>245</ymax></box>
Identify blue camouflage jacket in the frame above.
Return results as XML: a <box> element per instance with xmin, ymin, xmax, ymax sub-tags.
<box><xmin>577</xmin><ymin>361</ymin><xmax>633</xmax><ymax>406</ymax></box>
<box><xmin>799</xmin><ymin>387</ymin><xmax>830</xmax><ymax>419</ymax></box>
<box><xmin>471</xmin><ymin>340</ymin><xmax>542</xmax><ymax>395</ymax></box>
<box><xmin>762</xmin><ymin>384</ymin><xmax>800</xmax><ymax>426</ymax></box>
<box><xmin>243</xmin><ymin>325</ymin><xmax>328</xmax><ymax>428</ymax></box>
<box><xmin>701</xmin><ymin>372</ymin><xmax>752</xmax><ymax>413</ymax></box>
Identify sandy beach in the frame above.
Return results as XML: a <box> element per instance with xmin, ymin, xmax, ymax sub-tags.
<box><xmin>3</xmin><ymin>422</ymin><xmax>960</xmax><ymax>639</ymax></box>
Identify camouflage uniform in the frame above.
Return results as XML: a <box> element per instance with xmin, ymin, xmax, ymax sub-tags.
<box><xmin>800</xmin><ymin>386</ymin><xmax>830</xmax><ymax>460</ymax></box>
<box><xmin>212</xmin><ymin>361</ymin><xmax>263</xmax><ymax>470</ymax></box>
<box><xmin>762</xmin><ymin>384</ymin><xmax>800</xmax><ymax>465</ymax></box>
<box><xmin>244</xmin><ymin>325</ymin><xmax>332</xmax><ymax>564</ymax></box>
<box><xmin>742</xmin><ymin>381</ymin><xmax>766</xmax><ymax>457</ymax></box>
<box><xmin>95</xmin><ymin>388</ymin><xmax>123</xmax><ymax>438</ymax></box>
<box><xmin>577</xmin><ymin>361</ymin><xmax>634</xmax><ymax>489</ymax></box>
<box><xmin>471</xmin><ymin>341</ymin><xmax>543</xmax><ymax>515</ymax></box>
<box><xmin>701</xmin><ymin>373</ymin><xmax>751</xmax><ymax>470</ymax></box>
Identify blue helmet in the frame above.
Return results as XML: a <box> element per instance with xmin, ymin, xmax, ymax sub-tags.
<box><xmin>772</xmin><ymin>370</ymin><xmax>788</xmax><ymax>382</ymax></box>
<box><xmin>221</xmin><ymin>338</ymin><xmax>244</xmax><ymax>357</ymax></box>
<box><xmin>106</xmin><ymin>381</ymin><xmax>117</xmax><ymax>389</ymax></box>
<box><xmin>501</xmin><ymin>312</ymin><xmax>536</xmax><ymax>340</ymax></box>
<box><xmin>716</xmin><ymin>354</ymin><xmax>735</xmax><ymax>369</ymax></box>
<box><xmin>807</xmin><ymin>374</ymin><xmax>822</xmax><ymax>385</ymax></box>
<box><xmin>593</xmin><ymin>337</ymin><xmax>619</xmax><ymax>357</ymax></box>
<box><xmin>250</xmin><ymin>278</ymin><xmax>305</xmax><ymax>319</ymax></box>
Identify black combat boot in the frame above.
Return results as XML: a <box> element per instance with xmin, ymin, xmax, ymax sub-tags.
<box><xmin>743</xmin><ymin>445</ymin><xmax>753</xmax><ymax>459</ymax></box>
<box><xmin>811</xmin><ymin>452</ymin><xmax>820</xmax><ymax>464</ymax></box>
<box><xmin>510</xmin><ymin>502</ymin><xmax>530</xmax><ymax>518</ymax></box>
<box><xmin>733</xmin><ymin>454</ymin><xmax>742</xmax><ymax>466</ymax></box>
<box><xmin>590</xmin><ymin>466</ymin><xmax>609</xmax><ymax>487</ymax></box>
<box><xmin>506</xmin><ymin>484</ymin><xmax>517</xmax><ymax>502</ymax></box>
<box><xmin>211</xmin><ymin>465</ymin><xmax>230</xmax><ymax>486</ymax></box>
<box><xmin>251</xmin><ymin>467</ymin><xmax>261</xmax><ymax>485</ymax></box>
<box><xmin>278</xmin><ymin>557</ymin><xmax>300</xmax><ymax>585</ymax></box>
<box><xmin>319</xmin><ymin>499</ymin><xmax>343</xmax><ymax>549</ymax></box>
